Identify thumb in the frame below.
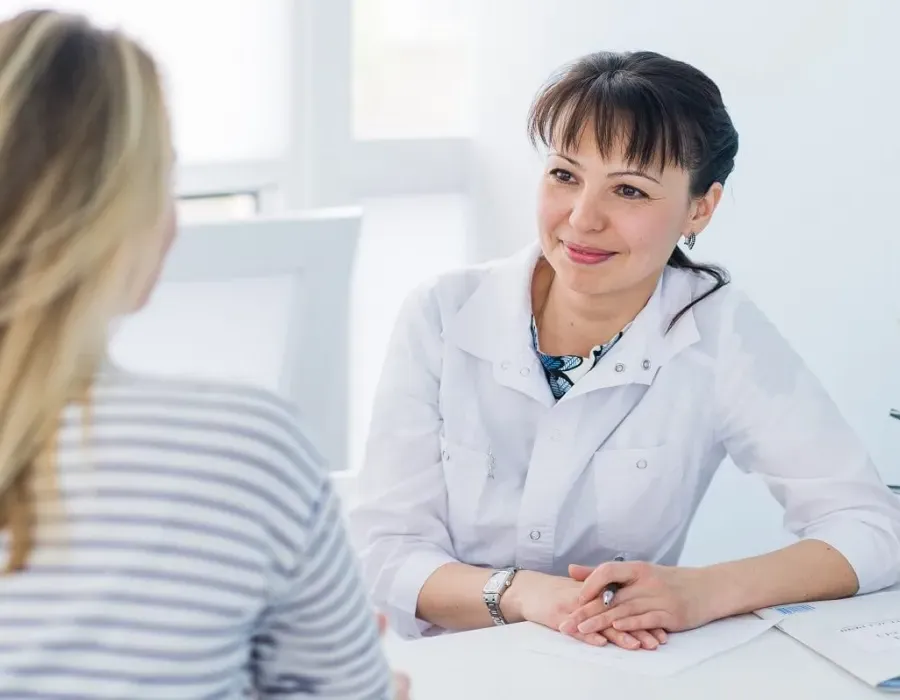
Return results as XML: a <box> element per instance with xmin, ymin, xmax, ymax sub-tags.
<box><xmin>568</xmin><ymin>564</ymin><xmax>594</xmax><ymax>581</ymax></box>
<box><xmin>376</xmin><ymin>612</ymin><xmax>388</xmax><ymax>636</ymax></box>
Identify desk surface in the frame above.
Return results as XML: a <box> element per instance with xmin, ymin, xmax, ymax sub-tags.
<box><xmin>385</xmin><ymin>624</ymin><xmax>886</xmax><ymax>700</ymax></box>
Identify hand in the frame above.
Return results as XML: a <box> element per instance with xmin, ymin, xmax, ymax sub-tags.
<box><xmin>561</xmin><ymin>562</ymin><xmax>719</xmax><ymax>637</ymax></box>
<box><xmin>376</xmin><ymin>614</ymin><xmax>411</xmax><ymax>700</ymax></box>
<box><xmin>506</xmin><ymin>570</ymin><xmax>664</xmax><ymax>650</ymax></box>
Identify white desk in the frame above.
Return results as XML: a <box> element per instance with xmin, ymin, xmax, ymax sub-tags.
<box><xmin>384</xmin><ymin>624</ymin><xmax>886</xmax><ymax>700</ymax></box>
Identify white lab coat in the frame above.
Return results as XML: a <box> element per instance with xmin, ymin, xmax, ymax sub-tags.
<box><xmin>349</xmin><ymin>244</ymin><xmax>900</xmax><ymax>639</ymax></box>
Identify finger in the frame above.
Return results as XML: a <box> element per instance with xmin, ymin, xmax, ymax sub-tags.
<box><xmin>559</xmin><ymin>598</ymin><xmax>609</xmax><ymax>634</ymax></box>
<box><xmin>565</xmin><ymin>578</ymin><xmax>647</xmax><ymax>622</ymax></box>
<box><xmin>394</xmin><ymin>672</ymin><xmax>411</xmax><ymax>700</ymax></box>
<box><xmin>631</xmin><ymin>629</ymin><xmax>660</xmax><ymax>650</ymax></box>
<box><xmin>376</xmin><ymin>613</ymin><xmax>388</xmax><ymax>636</ymax></box>
<box><xmin>568</xmin><ymin>564</ymin><xmax>594</xmax><ymax>581</ymax></box>
<box><xmin>578</xmin><ymin>562</ymin><xmax>642</xmax><ymax>604</ymax></box>
<box><xmin>602</xmin><ymin>627</ymin><xmax>641</xmax><ymax>650</ymax></box>
<box><xmin>572</xmin><ymin>599</ymin><xmax>653</xmax><ymax>635</ymax></box>
<box><xmin>613</xmin><ymin>612</ymin><xmax>671</xmax><ymax>633</ymax></box>
<box><xmin>571</xmin><ymin>631</ymin><xmax>608</xmax><ymax>647</ymax></box>
<box><xmin>651</xmin><ymin>628</ymin><xmax>668</xmax><ymax>644</ymax></box>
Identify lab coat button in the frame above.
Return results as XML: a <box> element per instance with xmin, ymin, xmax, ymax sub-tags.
<box><xmin>520</xmin><ymin>367</ymin><xmax>531</xmax><ymax>376</ymax></box>
<box><xmin>529</xmin><ymin>530</ymin><xmax>541</xmax><ymax>541</ymax></box>
<box><xmin>642</xmin><ymin>359</ymin><xmax>651</xmax><ymax>370</ymax></box>
<box><xmin>442</xmin><ymin>449</ymin><xmax>450</xmax><ymax>461</ymax></box>
<box><xmin>636</xmin><ymin>458</ymin><xmax>648</xmax><ymax>469</ymax></box>
<box><xmin>615</xmin><ymin>363</ymin><xmax>625</xmax><ymax>373</ymax></box>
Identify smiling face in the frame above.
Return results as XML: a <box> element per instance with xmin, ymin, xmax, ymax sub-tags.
<box><xmin>536</xmin><ymin>129</ymin><xmax>721</xmax><ymax>300</ymax></box>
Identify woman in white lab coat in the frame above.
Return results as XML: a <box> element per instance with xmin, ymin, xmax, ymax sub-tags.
<box><xmin>350</xmin><ymin>51</ymin><xmax>900</xmax><ymax>651</ymax></box>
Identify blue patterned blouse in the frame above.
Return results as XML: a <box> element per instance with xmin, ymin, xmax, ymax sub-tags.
<box><xmin>530</xmin><ymin>316</ymin><xmax>627</xmax><ymax>400</ymax></box>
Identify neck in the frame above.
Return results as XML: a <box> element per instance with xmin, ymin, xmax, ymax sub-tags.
<box><xmin>532</xmin><ymin>259</ymin><xmax>660</xmax><ymax>357</ymax></box>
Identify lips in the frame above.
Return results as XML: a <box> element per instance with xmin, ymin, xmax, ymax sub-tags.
<box><xmin>563</xmin><ymin>242</ymin><xmax>616</xmax><ymax>265</ymax></box>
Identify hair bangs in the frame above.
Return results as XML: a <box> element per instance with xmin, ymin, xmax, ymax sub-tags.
<box><xmin>528</xmin><ymin>69</ymin><xmax>701</xmax><ymax>174</ymax></box>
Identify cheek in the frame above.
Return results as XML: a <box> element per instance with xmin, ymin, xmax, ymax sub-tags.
<box><xmin>536</xmin><ymin>184</ymin><xmax>570</xmax><ymax>236</ymax></box>
<box><xmin>619</xmin><ymin>207</ymin><xmax>682</xmax><ymax>259</ymax></box>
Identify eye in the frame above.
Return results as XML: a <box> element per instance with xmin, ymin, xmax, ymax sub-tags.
<box><xmin>615</xmin><ymin>184</ymin><xmax>647</xmax><ymax>199</ymax></box>
<box><xmin>548</xmin><ymin>168</ymin><xmax>575</xmax><ymax>184</ymax></box>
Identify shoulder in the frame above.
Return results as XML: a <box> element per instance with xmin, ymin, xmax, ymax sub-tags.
<box><xmin>402</xmin><ymin>260</ymin><xmax>499</xmax><ymax>316</ymax></box>
<box><xmin>396</xmin><ymin>248</ymin><xmax>531</xmax><ymax>331</ymax></box>
<box><xmin>666</xmin><ymin>268</ymin><xmax>803</xmax><ymax>380</ymax></box>
<box><xmin>90</xmin><ymin>368</ymin><xmax>328</xmax><ymax>512</ymax></box>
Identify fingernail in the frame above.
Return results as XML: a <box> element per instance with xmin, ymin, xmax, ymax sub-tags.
<box><xmin>559</xmin><ymin>620</ymin><xmax>576</xmax><ymax>634</ymax></box>
<box><xmin>623</xmin><ymin>634</ymin><xmax>638</xmax><ymax>647</ymax></box>
<box><xmin>577</xmin><ymin>622</ymin><xmax>592</xmax><ymax>634</ymax></box>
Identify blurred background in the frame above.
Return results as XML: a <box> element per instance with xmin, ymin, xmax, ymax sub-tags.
<box><xmin>6</xmin><ymin>0</ymin><xmax>899</xmax><ymax>565</ymax></box>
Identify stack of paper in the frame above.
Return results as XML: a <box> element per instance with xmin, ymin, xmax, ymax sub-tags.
<box><xmin>756</xmin><ymin>589</ymin><xmax>900</xmax><ymax>691</ymax></box>
<box><xmin>514</xmin><ymin>615</ymin><xmax>778</xmax><ymax>677</ymax></box>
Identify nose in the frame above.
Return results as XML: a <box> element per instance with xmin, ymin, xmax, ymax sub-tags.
<box><xmin>568</xmin><ymin>189</ymin><xmax>607</xmax><ymax>234</ymax></box>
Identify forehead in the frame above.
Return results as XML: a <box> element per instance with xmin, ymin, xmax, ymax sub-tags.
<box><xmin>552</xmin><ymin>126</ymin><xmax>688</xmax><ymax>185</ymax></box>
<box><xmin>531</xmin><ymin>81</ymin><xmax>695</xmax><ymax>172</ymax></box>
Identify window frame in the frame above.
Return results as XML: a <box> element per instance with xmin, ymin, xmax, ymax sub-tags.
<box><xmin>175</xmin><ymin>0</ymin><xmax>469</xmax><ymax>213</ymax></box>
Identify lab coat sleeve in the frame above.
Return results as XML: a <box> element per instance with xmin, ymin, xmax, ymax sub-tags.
<box><xmin>714</xmin><ymin>292</ymin><xmax>900</xmax><ymax>594</ymax></box>
<box><xmin>348</xmin><ymin>282</ymin><xmax>458</xmax><ymax>639</ymax></box>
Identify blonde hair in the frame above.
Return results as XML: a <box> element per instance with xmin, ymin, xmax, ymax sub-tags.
<box><xmin>0</xmin><ymin>10</ymin><xmax>172</xmax><ymax>570</ymax></box>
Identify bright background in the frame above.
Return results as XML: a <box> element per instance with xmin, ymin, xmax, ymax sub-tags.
<box><xmin>6</xmin><ymin>0</ymin><xmax>898</xmax><ymax>565</ymax></box>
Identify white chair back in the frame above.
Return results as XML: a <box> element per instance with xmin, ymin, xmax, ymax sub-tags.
<box><xmin>110</xmin><ymin>208</ymin><xmax>361</xmax><ymax>471</ymax></box>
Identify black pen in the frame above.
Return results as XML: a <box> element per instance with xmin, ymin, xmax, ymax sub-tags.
<box><xmin>601</xmin><ymin>553</ymin><xmax>627</xmax><ymax>606</ymax></box>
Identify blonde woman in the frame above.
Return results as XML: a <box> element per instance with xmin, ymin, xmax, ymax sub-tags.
<box><xmin>0</xmin><ymin>10</ymin><xmax>402</xmax><ymax>700</ymax></box>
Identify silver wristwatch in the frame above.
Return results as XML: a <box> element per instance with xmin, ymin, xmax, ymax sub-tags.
<box><xmin>483</xmin><ymin>567</ymin><xmax>519</xmax><ymax>625</ymax></box>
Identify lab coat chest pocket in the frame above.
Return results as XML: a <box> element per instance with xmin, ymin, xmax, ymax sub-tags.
<box><xmin>439</xmin><ymin>436</ymin><xmax>491</xmax><ymax>544</ymax></box>
<box><xmin>591</xmin><ymin>445</ymin><xmax>687</xmax><ymax>555</ymax></box>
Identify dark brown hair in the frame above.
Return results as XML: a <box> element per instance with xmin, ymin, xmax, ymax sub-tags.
<box><xmin>528</xmin><ymin>50</ymin><xmax>739</xmax><ymax>330</ymax></box>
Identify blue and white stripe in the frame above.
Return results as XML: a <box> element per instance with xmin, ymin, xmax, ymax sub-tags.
<box><xmin>0</xmin><ymin>369</ymin><xmax>392</xmax><ymax>699</ymax></box>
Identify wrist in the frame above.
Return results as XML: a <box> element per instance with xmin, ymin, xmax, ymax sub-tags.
<box><xmin>701</xmin><ymin>563</ymin><xmax>751</xmax><ymax>621</ymax></box>
<box><xmin>499</xmin><ymin>569</ymin><xmax>540</xmax><ymax>624</ymax></box>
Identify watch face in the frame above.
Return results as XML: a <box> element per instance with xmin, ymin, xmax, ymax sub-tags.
<box><xmin>484</xmin><ymin>572</ymin><xmax>506</xmax><ymax>594</ymax></box>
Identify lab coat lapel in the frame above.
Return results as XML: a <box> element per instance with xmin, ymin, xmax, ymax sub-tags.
<box><xmin>546</xmin><ymin>269</ymin><xmax>702</xmax><ymax>499</ymax></box>
<box><xmin>444</xmin><ymin>244</ymin><xmax>556</xmax><ymax>407</ymax></box>
<box><xmin>562</xmin><ymin>267</ymin><xmax>701</xmax><ymax>399</ymax></box>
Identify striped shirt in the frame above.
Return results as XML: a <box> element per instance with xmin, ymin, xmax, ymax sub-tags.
<box><xmin>0</xmin><ymin>368</ymin><xmax>393</xmax><ymax>699</ymax></box>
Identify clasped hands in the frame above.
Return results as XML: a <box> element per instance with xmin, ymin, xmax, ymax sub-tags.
<box><xmin>511</xmin><ymin>561</ymin><xmax>719</xmax><ymax>651</ymax></box>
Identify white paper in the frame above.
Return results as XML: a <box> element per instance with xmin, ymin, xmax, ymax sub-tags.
<box><xmin>514</xmin><ymin>616</ymin><xmax>778</xmax><ymax>677</ymax></box>
<box><xmin>756</xmin><ymin>589</ymin><xmax>900</xmax><ymax>688</ymax></box>
<box><xmin>840</xmin><ymin>617</ymin><xmax>900</xmax><ymax>652</ymax></box>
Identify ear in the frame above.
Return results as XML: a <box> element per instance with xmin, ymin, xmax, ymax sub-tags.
<box><xmin>684</xmin><ymin>182</ymin><xmax>724</xmax><ymax>238</ymax></box>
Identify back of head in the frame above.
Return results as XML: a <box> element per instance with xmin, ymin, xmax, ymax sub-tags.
<box><xmin>0</xmin><ymin>10</ymin><xmax>171</xmax><ymax>570</ymax></box>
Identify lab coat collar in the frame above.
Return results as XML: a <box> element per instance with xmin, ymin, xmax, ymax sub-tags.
<box><xmin>443</xmin><ymin>243</ymin><xmax>701</xmax><ymax>400</ymax></box>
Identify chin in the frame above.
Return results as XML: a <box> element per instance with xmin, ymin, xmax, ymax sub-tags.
<box><xmin>549</xmin><ymin>250</ymin><xmax>623</xmax><ymax>296</ymax></box>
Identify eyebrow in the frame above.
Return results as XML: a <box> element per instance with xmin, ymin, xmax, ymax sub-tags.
<box><xmin>551</xmin><ymin>152</ymin><xmax>582</xmax><ymax>167</ymax></box>
<box><xmin>550</xmin><ymin>153</ymin><xmax>661</xmax><ymax>184</ymax></box>
<box><xmin>608</xmin><ymin>169</ymin><xmax>661</xmax><ymax>184</ymax></box>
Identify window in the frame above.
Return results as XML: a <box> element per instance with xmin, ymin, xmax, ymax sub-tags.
<box><xmin>352</xmin><ymin>0</ymin><xmax>474</xmax><ymax>140</ymax></box>
<box><xmin>176</xmin><ymin>193</ymin><xmax>259</xmax><ymax>224</ymax></box>
<box><xmin>2</xmin><ymin>1</ymin><xmax>292</xmax><ymax>186</ymax></box>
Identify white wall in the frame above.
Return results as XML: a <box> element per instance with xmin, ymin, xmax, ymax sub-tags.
<box><xmin>469</xmin><ymin>0</ymin><xmax>900</xmax><ymax>562</ymax></box>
